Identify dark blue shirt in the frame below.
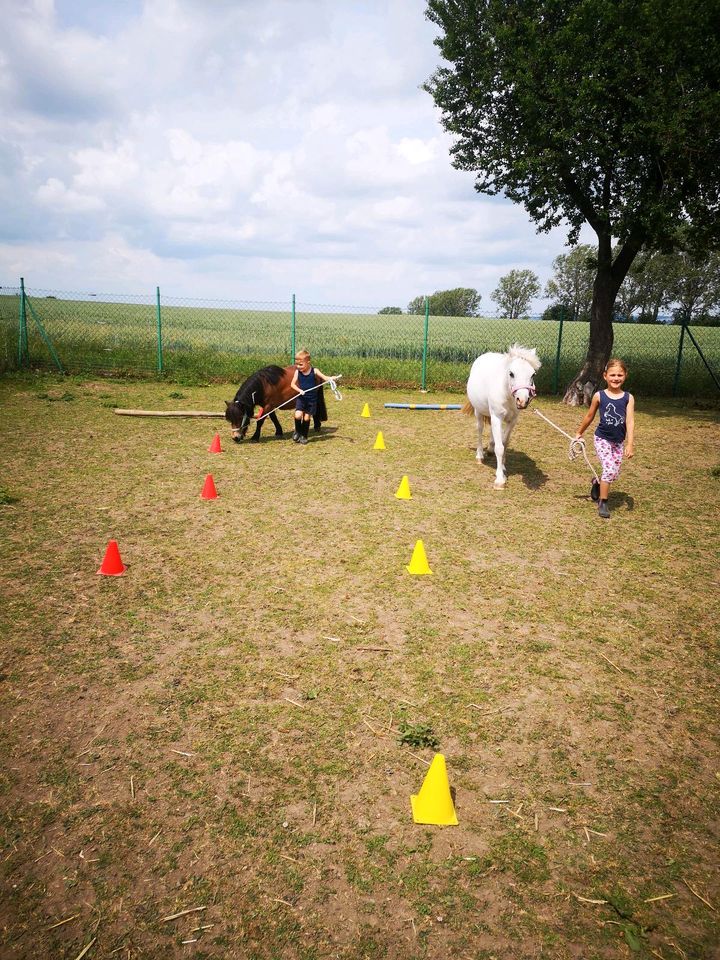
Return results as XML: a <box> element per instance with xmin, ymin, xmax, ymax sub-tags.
<box><xmin>297</xmin><ymin>366</ymin><xmax>315</xmax><ymax>392</ymax></box>
<box><xmin>595</xmin><ymin>390</ymin><xmax>629</xmax><ymax>444</ymax></box>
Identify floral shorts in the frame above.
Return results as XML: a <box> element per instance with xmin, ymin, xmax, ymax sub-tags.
<box><xmin>594</xmin><ymin>436</ymin><xmax>624</xmax><ymax>483</ymax></box>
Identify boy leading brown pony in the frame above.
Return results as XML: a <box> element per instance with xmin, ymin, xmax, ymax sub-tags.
<box><xmin>290</xmin><ymin>349</ymin><xmax>332</xmax><ymax>445</ymax></box>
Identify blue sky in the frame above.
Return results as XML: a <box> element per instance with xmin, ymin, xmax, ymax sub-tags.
<box><xmin>0</xmin><ymin>0</ymin><xmax>588</xmax><ymax>310</ymax></box>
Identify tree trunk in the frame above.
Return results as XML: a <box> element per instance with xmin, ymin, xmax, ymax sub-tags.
<box><xmin>563</xmin><ymin>229</ymin><xmax>644</xmax><ymax>405</ymax></box>
<box><xmin>563</xmin><ymin>269</ymin><xmax>616</xmax><ymax>405</ymax></box>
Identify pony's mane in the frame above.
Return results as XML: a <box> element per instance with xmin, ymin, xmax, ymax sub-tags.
<box><xmin>235</xmin><ymin>364</ymin><xmax>287</xmax><ymax>404</ymax></box>
<box><xmin>507</xmin><ymin>343</ymin><xmax>541</xmax><ymax>371</ymax></box>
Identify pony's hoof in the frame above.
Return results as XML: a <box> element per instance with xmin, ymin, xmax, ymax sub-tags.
<box><xmin>493</xmin><ymin>481</ymin><xmax>506</xmax><ymax>490</ymax></box>
<box><xmin>250</xmin><ymin>436</ymin><xmax>260</xmax><ymax>444</ymax></box>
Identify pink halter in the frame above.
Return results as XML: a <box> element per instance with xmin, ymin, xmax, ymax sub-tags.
<box><xmin>511</xmin><ymin>383</ymin><xmax>537</xmax><ymax>399</ymax></box>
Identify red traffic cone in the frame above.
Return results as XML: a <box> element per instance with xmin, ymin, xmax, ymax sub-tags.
<box><xmin>209</xmin><ymin>432</ymin><xmax>222</xmax><ymax>453</ymax></box>
<box><xmin>201</xmin><ymin>474</ymin><xmax>218</xmax><ymax>499</ymax></box>
<box><xmin>97</xmin><ymin>539</ymin><xmax>126</xmax><ymax>576</ymax></box>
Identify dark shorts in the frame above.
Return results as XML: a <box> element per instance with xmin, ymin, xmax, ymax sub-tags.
<box><xmin>296</xmin><ymin>394</ymin><xmax>317</xmax><ymax>415</ymax></box>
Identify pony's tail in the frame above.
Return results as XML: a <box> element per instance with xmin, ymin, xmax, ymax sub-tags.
<box><xmin>461</xmin><ymin>400</ymin><xmax>475</xmax><ymax>416</ymax></box>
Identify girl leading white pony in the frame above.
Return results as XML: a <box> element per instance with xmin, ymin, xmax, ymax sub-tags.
<box><xmin>463</xmin><ymin>344</ymin><xmax>541</xmax><ymax>488</ymax></box>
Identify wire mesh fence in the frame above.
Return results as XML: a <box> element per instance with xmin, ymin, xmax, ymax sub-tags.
<box><xmin>1</xmin><ymin>282</ymin><xmax>718</xmax><ymax>397</ymax></box>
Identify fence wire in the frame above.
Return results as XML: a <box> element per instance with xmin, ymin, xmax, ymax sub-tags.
<box><xmin>1</xmin><ymin>284</ymin><xmax>718</xmax><ymax>397</ymax></box>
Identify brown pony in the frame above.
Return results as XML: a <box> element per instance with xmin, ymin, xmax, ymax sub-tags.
<box><xmin>224</xmin><ymin>364</ymin><xmax>328</xmax><ymax>442</ymax></box>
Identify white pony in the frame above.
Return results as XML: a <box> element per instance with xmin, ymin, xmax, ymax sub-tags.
<box><xmin>463</xmin><ymin>344</ymin><xmax>542</xmax><ymax>488</ymax></box>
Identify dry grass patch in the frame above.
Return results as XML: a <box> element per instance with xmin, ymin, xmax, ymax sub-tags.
<box><xmin>0</xmin><ymin>375</ymin><xmax>718</xmax><ymax>959</ymax></box>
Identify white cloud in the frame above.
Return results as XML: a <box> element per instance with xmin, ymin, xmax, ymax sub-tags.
<box><xmin>36</xmin><ymin>176</ymin><xmax>106</xmax><ymax>212</ymax></box>
<box><xmin>397</xmin><ymin>137</ymin><xmax>438</xmax><ymax>166</ymax></box>
<box><xmin>0</xmin><ymin>0</ymin><xmax>582</xmax><ymax>311</ymax></box>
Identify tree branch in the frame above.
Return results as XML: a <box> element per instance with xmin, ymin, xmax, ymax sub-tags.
<box><xmin>558</xmin><ymin>168</ymin><xmax>603</xmax><ymax>236</ymax></box>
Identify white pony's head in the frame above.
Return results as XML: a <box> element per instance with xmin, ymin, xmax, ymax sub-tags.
<box><xmin>507</xmin><ymin>344</ymin><xmax>541</xmax><ymax>409</ymax></box>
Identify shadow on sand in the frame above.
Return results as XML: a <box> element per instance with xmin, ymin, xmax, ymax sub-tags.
<box><xmin>478</xmin><ymin>450</ymin><xmax>549</xmax><ymax>490</ymax></box>
<box><xmin>573</xmin><ymin>489</ymin><xmax>635</xmax><ymax>512</ymax></box>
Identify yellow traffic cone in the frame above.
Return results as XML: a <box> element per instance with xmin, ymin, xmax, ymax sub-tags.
<box><xmin>406</xmin><ymin>539</ymin><xmax>432</xmax><ymax>575</ymax></box>
<box><xmin>411</xmin><ymin>753</ymin><xmax>458</xmax><ymax>825</ymax></box>
<box><xmin>395</xmin><ymin>475</ymin><xmax>412</xmax><ymax>500</ymax></box>
<box><xmin>361</xmin><ymin>403</ymin><xmax>371</xmax><ymax>418</ymax></box>
<box><xmin>373</xmin><ymin>431</ymin><xmax>386</xmax><ymax>450</ymax></box>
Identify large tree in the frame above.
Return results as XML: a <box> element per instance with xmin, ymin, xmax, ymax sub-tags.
<box><xmin>424</xmin><ymin>0</ymin><xmax>720</xmax><ymax>403</ymax></box>
<box><xmin>544</xmin><ymin>244</ymin><xmax>596</xmax><ymax>322</ymax></box>
<box><xmin>615</xmin><ymin>248</ymin><xmax>673</xmax><ymax>323</ymax></box>
<box><xmin>491</xmin><ymin>269</ymin><xmax>540</xmax><ymax>318</ymax></box>
<box><xmin>666</xmin><ymin>249</ymin><xmax>720</xmax><ymax>325</ymax></box>
<box><xmin>407</xmin><ymin>287</ymin><xmax>482</xmax><ymax>316</ymax></box>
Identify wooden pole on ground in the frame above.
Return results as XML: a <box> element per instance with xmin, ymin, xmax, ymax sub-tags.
<box><xmin>113</xmin><ymin>409</ymin><xmax>225</xmax><ymax>417</ymax></box>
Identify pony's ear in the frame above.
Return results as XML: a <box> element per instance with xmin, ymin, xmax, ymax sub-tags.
<box><xmin>225</xmin><ymin>400</ymin><xmax>232</xmax><ymax>409</ymax></box>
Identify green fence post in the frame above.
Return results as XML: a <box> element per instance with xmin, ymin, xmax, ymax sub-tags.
<box><xmin>291</xmin><ymin>294</ymin><xmax>296</xmax><ymax>360</ymax></box>
<box><xmin>421</xmin><ymin>295</ymin><xmax>429</xmax><ymax>391</ymax></box>
<box><xmin>18</xmin><ymin>277</ymin><xmax>28</xmax><ymax>367</ymax></box>
<box><xmin>24</xmin><ymin>296</ymin><xmax>65</xmax><ymax>373</ymax></box>
<box><xmin>552</xmin><ymin>315</ymin><xmax>564</xmax><ymax>394</ymax></box>
<box><xmin>683</xmin><ymin>323</ymin><xmax>720</xmax><ymax>392</ymax></box>
<box><xmin>156</xmin><ymin>286</ymin><xmax>164</xmax><ymax>374</ymax></box>
<box><xmin>672</xmin><ymin>320</ymin><xmax>686</xmax><ymax>396</ymax></box>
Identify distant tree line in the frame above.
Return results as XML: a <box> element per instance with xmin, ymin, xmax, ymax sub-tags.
<box><xmin>407</xmin><ymin>287</ymin><xmax>482</xmax><ymax>317</ymax></box>
<box><xmin>379</xmin><ymin>244</ymin><xmax>720</xmax><ymax>325</ymax></box>
<box><xmin>542</xmin><ymin>243</ymin><xmax>720</xmax><ymax>325</ymax></box>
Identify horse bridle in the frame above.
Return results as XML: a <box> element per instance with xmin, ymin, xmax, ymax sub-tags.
<box><xmin>511</xmin><ymin>383</ymin><xmax>537</xmax><ymax>399</ymax></box>
<box><xmin>230</xmin><ymin>391</ymin><xmax>256</xmax><ymax>438</ymax></box>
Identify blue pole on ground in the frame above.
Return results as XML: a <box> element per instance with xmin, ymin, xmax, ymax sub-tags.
<box><xmin>384</xmin><ymin>403</ymin><xmax>462</xmax><ymax>410</ymax></box>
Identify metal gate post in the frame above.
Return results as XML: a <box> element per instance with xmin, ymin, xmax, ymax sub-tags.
<box><xmin>672</xmin><ymin>321</ymin><xmax>686</xmax><ymax>396</ymax></box>
<box><xmin>156</xmin><ymin>286</ymin><xmax>164</xmax><ymax>373</ymax></box>
<box><xmin>421</xmin><ymin>296</ymin><xmax>429</xmax><ymax>391</ymax></box>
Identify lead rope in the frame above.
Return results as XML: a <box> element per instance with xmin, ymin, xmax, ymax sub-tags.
<box><xmin>254</xmin><ymin>374</ymin><xmax>343</xmax><ymax>423</ymax></box>
<box><xmin>533</xmin><ymin>407</ymin><xmax>600</xmax><ymax>484</ymax></box>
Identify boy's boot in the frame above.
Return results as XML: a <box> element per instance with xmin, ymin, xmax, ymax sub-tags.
<box><xmin>590</xmin><ymin>478</ymin><xmax>600</xmax><ymax>501</ymax></box>
<box><xmin>292</xmin><ymin>418</ymin><xmax>301</xmax><ymax>442</ymax></box>
<box><xmin>299</xmin><ymin>419</ymin><xmax>310</xmax><ymax>445</ymax></box>
<box><xmin>598</xmin><ymin>499</ymin><xmax>610</xmax><ymax>519</ymax></box>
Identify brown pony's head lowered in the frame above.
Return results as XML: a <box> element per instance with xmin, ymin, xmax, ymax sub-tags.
<box><xmin>225</xmin><ymin>364</ymin><xmax>329</xmax><ymax>443</ymax></box>
<box><xmin>225</xmin><ymin>365</ymin><xmax>284</xmax><ymax>441</ymax></box>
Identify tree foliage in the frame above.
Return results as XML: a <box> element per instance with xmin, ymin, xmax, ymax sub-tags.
<box><xmin>378</xmin><ymin>306</ymin><xmax>403</xmax><ymax>315</ymax></box>
<box><xmin>424</xmin><ymin>0</ymin><xmax>720</xmax><ymax>402</ymax></box>
<box><xmin>615</xmin><ymin>248</ymin><xmax>674</xmax><ymax>323</ymax></box>
<box><xmin>666</xmin><ymin>249</ymin><xmax>720</xmax><ymax>325</ymax></box>
<box><xmin>541</xmin><ymin>303</ymin><xmax>574</xmax><ymax>324</ymax></box>
<box><xmin>490</xmin><ymin>269</ymin><xmax>540</xmax><ymax>319</ymax></box>
<box><xmin>544</xmin><ymin>244</ymin><xmax>596</xmax><ymax>321</ymax></box>
<box><xmin>547</xmin><ymin>242</ymin><xmax>720</xmax><ymax>324</ymax></box>
<box><xmin>407</xmin><ymin>287</ymin><xmax>482</xmax><ymax>316</ymax></box>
